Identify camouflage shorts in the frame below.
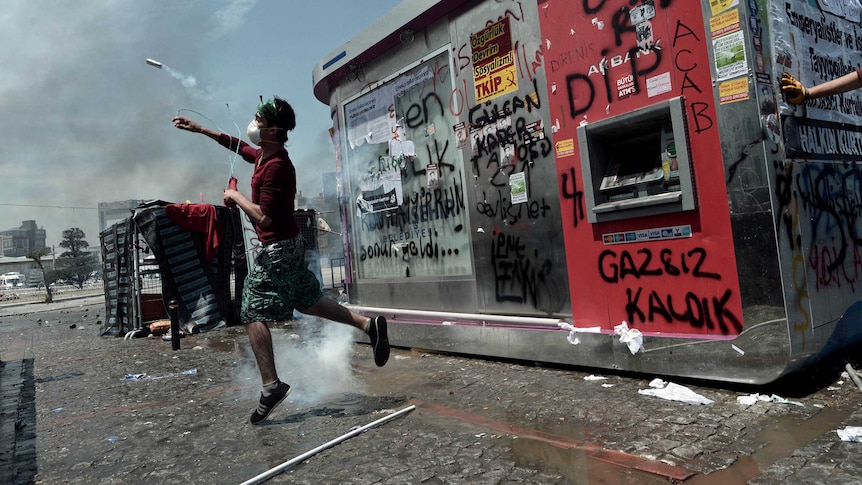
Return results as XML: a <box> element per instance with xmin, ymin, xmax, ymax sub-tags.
<box><xmin>240</xmin><ymin>237</ymin><xmax>322</xmax><ymax>323</ymax></box>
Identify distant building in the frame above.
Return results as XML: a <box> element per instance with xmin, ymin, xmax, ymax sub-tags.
<box><xmin>99</xmin><ymin>200</ymin><xmax>146</xmax><ymax>232</ymax></box>
<box><xmin>0</xmin><ymin>234</ymin><xmax>12</xmax><ymax>256</ymax></box>
<box><xmin>0</xmin><ymin>254</ymin><xmax>56</xmax><ymax>287</ymax></box>
<box><xmin>0</xmin><ymin>220</ymin><xmax>47</xmax><ymax>257</ymax></box>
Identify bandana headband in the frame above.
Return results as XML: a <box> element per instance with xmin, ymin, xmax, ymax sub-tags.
<box><xmin>257</xmin><ymin>97</ymin><xmax>278</xmax><ymax>126</ymax></box>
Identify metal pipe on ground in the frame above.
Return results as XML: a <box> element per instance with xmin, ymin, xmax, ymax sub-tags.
<box><xmin>239</xmin><ymin>405</ymin><xmax>416</xmax><ymax>485</ymax></box>
<box><xmin>845</xmin><ymin>363</ymin><xmax>862</xmax><ymax>392</ymax></box>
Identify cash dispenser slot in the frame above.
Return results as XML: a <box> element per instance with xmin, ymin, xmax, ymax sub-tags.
<box><xmin>577</xmin><ymin>96</ymin><xmax>696</xmax><ymax>223</ymax></box>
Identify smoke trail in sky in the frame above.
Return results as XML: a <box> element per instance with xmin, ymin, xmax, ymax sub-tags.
<box><xmin>162</xmin><ymin>64</ymin><xmax>214</xmax><ymax>102</ymax></box>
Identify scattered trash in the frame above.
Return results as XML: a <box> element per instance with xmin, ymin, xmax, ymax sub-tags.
<box><xmin>837</xmin><ymin>426</ymin><xmax>862</xmax><ymax>442</ymax></box>
<box><xmin>442</xmin><ymin>321</ymin><xmax>455</xmax><ymax>326</ymax></box>
<box><xmin>68</xmin><ymin>324</ymin><xmax>76</xmax><ymax>329</ymax></box>
<box><xmin>614</xmin><ymin>321</ymin><xmax>643</xmax><ymax>354</ymax></box>
<box><xmin>584</xmin><ymin>375</ymin><xmax>607</xmax><ymax>381</ymax></box>
<box><xmin>638</xmin><ymin>379</ymin><xmax>714</xmax><ymax>405</ymax></box>
<box><xmin>601</xmin><ymin>383</ymin><xmax>615</xmax><ymax>388</ymax></box>
<box><xmin>475</xmin><ymin>433</ymin><xmax>487</xmax><ymax>438</ymax></box>
<box><xmin>731</xmin><ymin>344</ymin><xmax>745</xmax><ymax>355</ymax></box>
<box><xmin>737</xmin><ymin>393</ymin><xmax>803</xmax><ymax>407</ymax></box>
<box><xmin>162</xmin><ymin>329</ymin><xmax>185</xmax><ymax>341</ymax></box>
<box><xmin>557</xmin><ymin>322</ymin><xmax>601</xmax><ymax>345</ymax></box>
<box><xmin>52</xmin><ymin>408</ymin><xmax>63</xmax><ymax>413</ymax></box>
<box><xmin>648</xmin><ymin>378</ymin><xmax>667</xmax><ymax>388</ymax></box>
<box><xmin>107</xmin><ymin>436</ymin><xmax>120</xmax><ymax>442</ymax></box>
<box><xmin>122</xmin><ymin>369</ymin><xmax>194</xmax><ymax>381</ymax></box>
<box><xmin>737</xmin><ymin>393</ymin><xmax>772</xmax><ymax>406</ymax></box>
<box><xmin>769</xmin><ymin>394</ymin><xmax>804</xmax><ymax>407</ymax></box>
<box><xmin>557</xmin><ymin>322</ymin><xmax>579</xmax><ymax>344</ymax></box>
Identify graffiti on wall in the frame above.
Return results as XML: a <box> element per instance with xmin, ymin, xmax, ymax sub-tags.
<box><xmin>470</xmin><ymin>97</ymin><xmax>550</xmax><ymax>228</ymax></box>
<box><xmin>463</xmin><ymin>2</ymin><xmax>567</xmax><ymax>313</ymax></box>
<box><xmin>337</xmin><ymin>0</ymin><xmax>568</xmax><ymax>312</ymax></box>
<box><xmin>773</xmin><ymin>0</ymin><xmax>862</xmax><ymax>318</ymax></box>
<box><xmin>777</xmin><ymin>160</ymin><xmax>862</xmax><ymax>294</ymax></box>
<box><xmin>344</xmin><ymin>51</ymin><xmax>473</xmax><ymax>279</ymax></box>
<box><xmin>491</xmin><ymin>228</ymin><xmax>565</xmax><ymax>311</ymax></box>
<box><xmin>598</xmin><ymin>246</ymin><xmax>741</xmax><ymax>333</ymax></box>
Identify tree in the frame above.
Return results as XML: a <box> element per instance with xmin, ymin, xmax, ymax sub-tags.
<box><xmin>26</xmin><ymin>247</ymin><xmax>54</xmax><ymax>303</ymax></box>
<box><xmin>53</xmin><ymin>228</ymin><xmax>98</xmax><ymax>289</ymax></box>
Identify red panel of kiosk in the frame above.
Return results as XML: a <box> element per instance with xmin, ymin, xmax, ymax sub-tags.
<box><xmin>538</xmin><ymin>0</ymin><xmax>743</xmax><ymax>337</ymax></box>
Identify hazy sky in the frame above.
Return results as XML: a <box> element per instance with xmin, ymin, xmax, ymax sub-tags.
<box><xmin>0</xmin><ymin>0</ymin><xmax>402</xmax><ymax>248</ymax></box>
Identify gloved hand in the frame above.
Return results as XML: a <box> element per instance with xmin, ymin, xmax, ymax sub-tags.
<box><xmin>781</xmin><ymin>73</ymin><xmax>808</xmax><ymax>105</ymax></box>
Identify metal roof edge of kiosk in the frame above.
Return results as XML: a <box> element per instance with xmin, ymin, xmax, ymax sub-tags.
<box><xmin>312</xmin><ymin>0</ymin><xmax>862</xmax><ymax>385</ymax></box>
<box><xmin>313</xmin><ymin>0</ymin><xmax>472</xmax><ymax>105</ymax></box>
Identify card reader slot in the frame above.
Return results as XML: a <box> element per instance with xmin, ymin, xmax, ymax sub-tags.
<box><xmin>593</xmin><ymin>191</ymin><xmax>682</xmax><ymax>214</ymax></box>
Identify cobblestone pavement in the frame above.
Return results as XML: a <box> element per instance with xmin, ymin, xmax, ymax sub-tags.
<box><xmin>1</xmin><ymin>297</ymin><xmax>861</xmax><ymax>484</ymax></box>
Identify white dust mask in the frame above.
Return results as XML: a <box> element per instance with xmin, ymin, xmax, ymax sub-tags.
<box><xmin>246</xmin><ymin>119</ymin><xmax>261</xmax><ymax>146</ymax></box>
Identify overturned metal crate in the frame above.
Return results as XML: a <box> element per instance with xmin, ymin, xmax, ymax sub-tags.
<box><xmin>99</xmin><ymin>202</ymin><xmax>246</xmax><ymax>337</ymax></box>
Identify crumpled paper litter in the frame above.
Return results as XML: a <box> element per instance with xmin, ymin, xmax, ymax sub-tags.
<box><xmin>638</xmin><ymin>379</ymin><xmax>713</xmax><ymax>405</ymax></box>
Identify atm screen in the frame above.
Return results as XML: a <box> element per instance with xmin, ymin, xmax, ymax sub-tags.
<box><xmin>599</xmin><ymin>130</ymin><xmax>663</xmax><ymax>191</ymax></box>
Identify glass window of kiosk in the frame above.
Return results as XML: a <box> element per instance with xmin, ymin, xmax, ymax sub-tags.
<box><xmin>576</xmin><ymin>96</ymin><xmax>696</xmax><ymax>223</ymax></box>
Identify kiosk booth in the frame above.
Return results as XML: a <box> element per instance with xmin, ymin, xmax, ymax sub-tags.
<box><xmin>312</xmin><ymin>0</ymin><xmax>862</xmax><ymax>384</ymax></box>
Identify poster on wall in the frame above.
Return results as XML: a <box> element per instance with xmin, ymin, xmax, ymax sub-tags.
<box><xmin>342</xmin><ymin>51</ymin><xmax>473</xmax><ymax>280</ymax></box>
<box><xmin>344</xmin><ymin>94</ymin><xmax>394</xmax><ymax>148</ymax></box>
<box><xmin>772</xmin><ymin>0</ymin><xmax>862</xmax><ymax>146</ymax></box>
<box><xmin>710</xmin><ymin>0</ymin><xmax>738</xmax><ymax>16</ymax></box>
<box><xmin>509</xmin><ymin>172</ymin><xmax>527</xmax><ymax>204</ymax></box>
<box><xmin>344</xmin><ymin>67</ymin><xmax>434</xmax><ymax>149</ymax></box>
<box><xmin>356</xmin><ymin>169</ymin><xmax>403</xmax><ymax>215</ymax></box>
<box><xmin>718</xmin><ymin>77</ymin><xmax>750</xmax><ymax>104</ymax></box>
<box><xmin>471</xmin><ymin>17</ymin><xmax>517</xmax><ymax>103</ymax></box>
<box><xmin>713</xmin><ymin>30</ymin><xmax>747</xmax><ymax>80</ymax></box>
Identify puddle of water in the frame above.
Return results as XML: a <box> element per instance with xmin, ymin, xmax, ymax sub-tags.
<box><xmin>688</xmin><ymin>402</ymin><xmax>856</xmax><ymax>484</ymax></box>
<box><xmin>528</xmin><ymin>415</ymin><xmax>589</xmax><ymax>442</ymax></box>
<box><xmin>507</xmin><ymin>436</ymin><xmax>670</xmax><ymax>484</ymax></box>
